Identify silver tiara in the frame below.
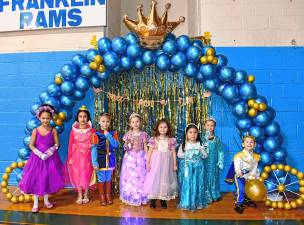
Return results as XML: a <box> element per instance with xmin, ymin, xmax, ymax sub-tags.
<box><xmin>205</xmin><ymin>116</ymin><xmax>216</xmax><ymax>123</ymax></box>
<box><xmin>129</xmin><ymin>113</ymin><xmax>142</xmax><ymax>120</ymax></box>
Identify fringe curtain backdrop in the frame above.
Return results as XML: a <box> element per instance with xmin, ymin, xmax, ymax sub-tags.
<box><xmin>93</xmin><ymin>65</ymin><xmax>210</xmax><ymax>194</ymax></box>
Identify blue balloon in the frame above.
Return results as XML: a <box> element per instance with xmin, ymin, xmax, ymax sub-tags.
<box><xmin>202</xmin><ymin>46</ymin><xmax>215</xmax><ymax>55</ymax></box>
<box><xmin>16</xmin><ymin>171</ymin><xmax>23</xmax><ymax>182</ymax></box>
<box><xmin>90</xmin><ymin>75</ymin><xmax>102</xmax><ymax>88</ymax></box>
<box><xmin>60</xmin><ymin>95</ymin><xmax>74</xmax><ymax>108</ymax></box>
<box><xmin>169</xmin><ymin>64</ymin><xmax>179</xmax><ymax>72</ymax></box>
<box><xmin>124</xmin><ymin>32</ymin><xmax>139</xmax><ymax>45</ymax></box>
<box><xmin>215</xmin><ymin>54</ymin><xmax>228</xmax><ymax>72</ymax></box>
<box><xmin>72</xmin><ymin>54</ymin><xmax>86</xmax><ymax>67</ymax></box>
<box><xmin>192</xmin><ymin>40</ymin><xmax>204</xmax><ymax>50</ymax></box>
<box><xmin>120</xmin><ymin>56</ymin><xmax>133</xmax><ymax>70</ymax></box>
<box><xmin>273</xmin><ymin>159</ymin><xmax>287</xmax><ymax>165</ymax></box>
<box><xmin>260</xmin><ymin>151</ymin><xmax>274</xmax><ymax>165</ymax></box>
<box><xmin>216</xmin><ymin>83</ymin><xmax>227</xmax><ymax>95</ymax></box>
<box><xmin>39</xmin><ymin>91</ymin><xmax>50</xmax><ymax>102</ymax></box>
<box><xmin>60</xmin><ymin>109</ymin><xmax>73</xmax><ymax>122</ymax></box>
<box><xmin>134</xmin><ymin>58</ymin><xmax>145</xmax><ymax>71</ymax></box>
<box><xmin>186</xmin><ymin>46</ymin><xmax>202</xmax><ymax>62</ymax></box>
<box><xmin>50</xmin><ymin>120</ymin><xmax>55</xmax><ymax>127</ymax></box>
<box><xmin>42</xmin><ymin>97</ymin><xmax>60</xmax><ymax>111</ymax></box>
<box><xmin>112</xmin><ymin>64</ymin><xmax>122</xmax><ymax>74</ymax></box>
<box><xmin>24</xmin><ymin>128</ymin><xmax>31</xmax><ymax>135</ymax></box>
<box><xmin>263</xmin><ymin>136</ymin><xmax>280</xmax><ymax>153</ymax></box>
<box><xmin>234</xmin><ymin>70</ymin><xmax>247</xmax><ymax>84</ymax></box>
<box><xmin>73</xmin><ymin>89</ymin><xmax>85</xmax><ymax>100</ymax></box>
<box><xmin>203</xmin><ymin>78</ymin><xmax>220</xmax><ymax>92</ymax></box>
<box><xmin>60</xmin><ymin>81</ymin><xmax>75</xmax><ymax>96</ymax></box>
<box><xmin>162</xmin><ymin>40</ymin><xmax>177</xmax><ymax>56</ymax></box>
<box><xmin>103</xmin><ymin>51</ymin><xmax>119</xmax><ymax>68</ymax></box>
<box><xmin>255</xmin><ymin>142</ymin><xmax>264</xmax><ymax>154</ymax></box>
<box><xmin>273</xmin><ymin>134</ymin><xmax>283</xmax><ymax>146</ymax></box>
<box><xmin>55</xmin><ymin>125</ymin><xmax>64</xmax><ymax>134</ymax></box>
<box><xmin>221</xmin><ymin>85</ymin><xmax>240</xmax><ymax>104</ymax></box>
<box><xmin>23</xmin><ymin>136</ymin><xmax>31</xmax><ymax>148</ymax></box>
<box><xmin>75</xmin><ymin>77</ymin><xmax>90</xmax><ymax>92</ymax></box>
<box><xmin>156</xmin><ymin>54</ymin><xmax>171</xmax><ymax>71</ymax></box>
<box><xmin>97</xmin><ymin>70</ymin><xmax>110</xmax><ymax>81</ymax></box>
<box><xmin>255</xmin><ymin>95</ymin><xmax>268</xmax><ymax>105</ymax></box>
<box><xmin>253</xmin><ymin>111</ymin><xmax>272</xmax><ymax>127</ymax></box>
<box><xmin>142</xmin><ymin>51</ymin><xmax>155</xmax><ymax>65</ymax></box>
<box><xmin>232</xmin><ymin>101</ymin><xmax>248</xmax><ymax>118</ymax></box>
<box><xmin>30</xmin><ymin>103</ymin><xmax>40</xmax><ymax>116</ymax></box>
<box><xmin>61</xmin><ymin>63</ymin><xmax>77</xmax><ymax>81</ymax></box>
<box><xmin>98</xmin><ymin>37</ymin><xmax>112</xmax><ymax>53</ymax></box>
<box><xmin>80</xmin><ymin>63</ymin><xmax>93</xmax><ymax>77</ymax></box>
<box><xmin>249</xmin><ymin>126</ymin><xmax>265</xmax><ymax>142</ymax></box>
<box><xmin>47</xmin><ymin>83</ymin><xmax>61</xmax><ymax>98</ymax></box>
<box><xmin>265</xmin><ymin>121</ymin><xmax>280</xmax><ymax>136</ymax></box>
<box><xmin>176</xmin><ymin>35</ymin><xmax>191</xmax><ymax>52</ymax></box>
<box><xmin>199</xmin><ymin>64</ymin><xmax>216</xmax><ymax>79</ymax></box>
<box><xmin>278</xmin><ymin>174</ymin><xmax>291</xmax><ymax>185</ymax></box>
<box><xmin>272</xmin><ymin>169</ymin><xmax>286</xmax><ymax>178</ymax></box>
<box><xmin>239</xmin><ymin>83</ymin><xmax>257</xmax><ymax>100</ymax></box>
<box><xmin>195</xmin><ymin>72</ymin><xmax>205</xmax><ymax>83</ymax></box>
<box><xmin>265</xmin><ymin>107</ymin><xmax>276</xmax><ymax>121</ymax></box>
<box><xmin>86</xmin><ymin>49</ymin><xmax>98</xmax><ymax>62</ymax></box>
<box><xmin>18</xmin><ymin>147</ymin><xmax>30</xmax><ymax>160</ymax></box>
<box><xmin>264</xmin><ymin>177</ymin><xmax>277</xmax><ymax>191</ymax></box>
<box><xmin>165</xmin><ymin>33</ymin><xmax>176</xmax><ymax>41</ymax></box>
<box><xmin>127</xmin><ymin>44</ymin><xmax>142</xmax><ymax>59</ymax></box>
<box><xmin>236</xmin><ymin>118</ymin><xmax>252</xmax><ymax>131</ymax></box>
<box><xmin>183</xmin><ymin>63</ymin><xmax>198</xmax><ymax>78</ymax></box>
<box><xmin>111</xmin><ymin>37</ymin><xmax>127</xmax><ymax>55</ymax></box>
<box><xmin>273</xmin><ymin>147</ymin><xmax>287</xmax><ymax>161</ymax></box>
<box><xmin>26</xmin><ymin>118</ymin><xmax>41</xmax><ymax>132</ymax></box>
<box><xmin>171</xmin><ymin>52</ymin><xmax>187</xmax><ymax>68</ymax></box>
<box><xmin>219</xmin><ymin>67</ymin><xmax>236</xmax><ymax>83</ymax></box>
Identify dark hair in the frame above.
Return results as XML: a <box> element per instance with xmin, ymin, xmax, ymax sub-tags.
<box><xmin>181</xmin><ymin>124</ymin><xmax>202</xmax><ymax>152</ymax></box>
<box><xmin>75</xmin><ymin>110</ymin><xmax>91</xmax><ymax>122</ymax></box>
<box><xmin>37</xmin><ymin>104</ymin><xmax>56</xmax><ymax>118</ymax></box>
<box><xmin>153</xmin><ymin>119</ymin><xmax>174</xmax><ymax>137</ymax></box>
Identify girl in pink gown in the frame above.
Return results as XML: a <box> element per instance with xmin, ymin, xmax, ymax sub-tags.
<box><xmin>65</xmin><ymin>105</ymin><xmax>96</xmax><ymax>204</ymax></box>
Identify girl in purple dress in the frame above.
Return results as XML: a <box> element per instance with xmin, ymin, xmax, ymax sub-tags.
<box><xmin>120</xmin><ymin>113</ymin><xmax>149</xmax><ymax>206</ymax></box>
<box><xmin>19</xmin><ymin>104</ymin><xmax>64</xmax><ymax>213</ymax></box>
<box><xmin>144</xmin><ymin>119</ymin><xmax>177</xmax><ymax>209</ymax></box>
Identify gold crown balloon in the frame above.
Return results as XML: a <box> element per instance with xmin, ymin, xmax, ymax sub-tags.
<box><xmin>123</xmin><ymin>0</ymin><xmax>185</xmax><ymax>49</ymax></box>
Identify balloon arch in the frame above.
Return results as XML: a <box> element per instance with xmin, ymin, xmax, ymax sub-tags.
<box><xmin>18</xmin><ymin>32</ymin><xmax>286</xmax><ymax>183</ymax></box>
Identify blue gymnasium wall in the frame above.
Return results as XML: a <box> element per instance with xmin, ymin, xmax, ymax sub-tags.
<box><xmin>0</xmin><ymin>47</ymin><xmax>303</xmax><ymax>191</ymax></box>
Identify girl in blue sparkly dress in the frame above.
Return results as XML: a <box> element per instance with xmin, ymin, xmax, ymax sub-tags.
<box><xmin>177</xmin><ymin>124</ymin><xmax>209</xmax><ymax>210</ymax></box>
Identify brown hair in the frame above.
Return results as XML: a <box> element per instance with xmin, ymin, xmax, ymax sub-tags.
<box><xmin>242</xmin><ymin>135</ymin><xmax>256</xmax><ymax>144</ymax></box>
<box><xmin>99</xmin><ymin>112</ymin><xmax>111</xmax><ymax>119</ymax></box>
<box><xmin>153</xmin><ymin>119</ymin><xmax>174</xmax><ymax>137</ymax></box>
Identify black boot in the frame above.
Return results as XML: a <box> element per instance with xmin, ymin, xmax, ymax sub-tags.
<box><xmin>234</xmin><ymin>204</ymin><xmax>244</xmax><ymax>214</ymax></box>
<box><xmin>244</xmin><ymin>198</ymin><xmax>257</xmax><ymax>208</ymax></box>
<box><xmin>160</xmin><ymin>200</ymin><xmax>167</xmax><ymax>209</ymax></box>
<box><xmin>150</xmin><ymin>199</ymin><xmax>156</xmax><ymax>209</ymax></box>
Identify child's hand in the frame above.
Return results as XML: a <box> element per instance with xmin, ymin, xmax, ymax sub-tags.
<box><xmin>40</xmin><ymin>153</ymin><xmax>48</xmax><ymax>160</ymax></box>
<box><xmin>103</xmin><ymin>130</ymin><xmax>108</xmax><ymax>135</ymax></box>
<box><xmin>173</xmin><ymin>165</ymin><xmax>178</xmax><ymax>171</ymax></box>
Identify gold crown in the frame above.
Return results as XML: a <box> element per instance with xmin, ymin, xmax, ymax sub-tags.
<box><xmin>242</xmin><ymin>133</ymin><xmax>256</xmax><ymax>143</ymax></box>
<box><xmin>123</xmin><ymin>0</ymin><xmax>185</xmax><ymax>49</ymax></box>
<box><xmin>79</xmin><ymin>105</ymin><xmax>88</xmax><ymax>111</ymax></box>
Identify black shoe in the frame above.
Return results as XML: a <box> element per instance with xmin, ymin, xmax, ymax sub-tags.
<box><xmin>160</xmin><ymin>200</ymin><xmax>167</xmax><ymax>209</ymax></box>
<box><xmin>234</xmin><ymin>204</ymin><xmax>244</xmax><ymax>214</ymax></box>
<box><xmin>244</xmin><ymin>198</ymin><xmax>257</xmax><ymax>208</ymax></box>
<box><xmin>150</xmin><ymin>199</ymin><xmax>156</xmax><ymax>209</ymax></box>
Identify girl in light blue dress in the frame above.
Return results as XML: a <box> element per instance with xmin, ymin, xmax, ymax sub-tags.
<box><xmin>177</xmin><ymin>124</ymin><xmax>208</xmax><ymax>210</ymax></box>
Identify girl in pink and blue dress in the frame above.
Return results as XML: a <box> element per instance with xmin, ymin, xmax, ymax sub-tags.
<box><xmin>19</xmin><ymin>104</ymin><xmax>64</xmax><ymax>213</ymax></box>
<box><xmin>144</xmin><ymin>119</ymin><xmax>177</xmax><ymax>209</ymax></box>
<box><xmin>120</xmin><ymin>113</ymin><xmax>149</xmax><ymax>206</ymax></box>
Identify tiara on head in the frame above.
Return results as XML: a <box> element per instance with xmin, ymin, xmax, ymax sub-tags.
<box><xmin>36</xmin><ymin>105</ymin><xmax>56</xmax><ymax>118</ymax></box>
<box><xmin>242</xmin><ymin>132</ymin><xmax>256</xmax><ymax>142</ymax></box>
<box><xmin>186</xmin><ymin>123</ymin><xmax>200</xmax><ymax>133</ymax></box>
<box><xmin>79</xmin><ymin>105</ymin><xmax>88</xmax><ymax>111</ymax></box>
<box><xmin>129</xmin><ymin>113</ymin><xmax>142</xmax><ymax>120</ymax></box>
<box><xmin>205</xmin><ymin>116</ymin><xmax>216</xmax><ymax>123</ymax></box>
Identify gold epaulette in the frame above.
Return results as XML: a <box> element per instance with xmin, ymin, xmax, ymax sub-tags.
<box><xmin>253</xmin><ymin>153</ymin><xmax>260</xmax><ymax>161</ymax></box>
<box><xmin>233</xmin><ymin>151</ymin><xmax>245</xmax><ymax>161</ymax></box>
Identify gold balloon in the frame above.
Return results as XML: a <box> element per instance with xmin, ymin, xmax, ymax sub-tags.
<box><xmin>6</xmin><ymin>193</ymin><xmax>12</xmax><ymax>200</ymax></box>
<box><xmin>245</xmin><ymin>179</ymin><xmax>267</xmax><ymax>201</ymax></box>
<box><xmin>258</xmin><ymin>103</ymin><xmax>267</xmax><ymax>112</ymax></box>
<box><xmin>97</xmin><ymin>65</ymin><xmax>106</xmax><ymax>73</ymax></box>
<box><xmin>261</xmin><ymin>172</ymin><xmax>269</xmax><ymax>179</ymax></box>
<box><xmin>271</xmin><ymin>201</ymin><xmax>277</xmax><ymax>208</ymax></box>
<box><xmin>271</xmin><ymin>164</ymin><xmax>278</xmax><ymax>170</ymax></box>
<box><xmin>258</xmin><ymin>177</ymin><xmax>264</xmax><ymax>182</ymax></box>
<box><xmin>248</xmin><ymin>99</ymin><xmax>256</xmax><ymax>107</ymax></box>
<box><xmin>206</xmin><ymin>48</ymin><xmax>215</xmax><ymax>56</ymax></box>
<box><xmin>265</xmin><ymin>199</ymin><xmax>271</xmax><ymax>206</ymax></box>
<box><xmin>301</xmin><ymin>194</ymin><xmax>304</xmax><ymax>200</ymax></box>
<box><xmin>5</xmin><ymin>167</ymin><xmax>12</xmax><ymax>173</ymax></box>
<box><xmin>58</xmin><ymin>112</ymin><xmax>66</xmax><ymax>121</ymax></box>
<box><xmin>277</xmin><ymin>201</ymin><xmax>284</xmax><ymax>209</ymax></box>
<box><xmin>18</xmin><ymin>195</ymin><xmax>25</xmax><ymax>203</ymax></box>
<box><xmin>290</xmin><ymin>201</ymin><xmax>297</xmax><ymax>208</ymax></box>
<box><xmin>212</xmin><ymin>57</ymin><xmax>218</xmax><ymax>65</ymax></box>
<box><xmin>248</xmin><ymin>108</ymin><xmax>258</xmax><ymax>117</ymax></box>
<box><xmin>53</xmin><ymin>114</ymin><xmax>58</xmax><ymax>120</ymax></box>
<box><xmin>296</xmin><ymin>198</ymin><xmax>303</xmax><ymax>206</ymax></box>
<box><xmin>94</xmin><ymin>55</ymin><xmax>103</xmax><ymax>64</ymax></box>
<box><xmin>207</xmin><ymin>55</ymin><xmax>214</xmax><ymax>63</ymax></box>
<box><xmin>264</xmin><ymin>166</ymin><xmax>271</xmax><ymax>173</ymax></box>
<box><xmin>11</xmin><ymin>196</ymin><xmax>18</xmax><ymax>204</ymax></box>
<box><xmin>291</xmin><ymin>168</ymin><xmax>298</xmax><ymax>175</ymax></box>
<box><xmin>11</xmin><ymin>162</ymin><xmax>17</xmax><ymax>169</ymax></box>
<box><xmin>297</xmin><ymin>172</ymin><xmax>304</xmax><ymax>179</ymax></box>
<box><xmin>284</xmin><ymin>202</ymin><xmax>291</xmax><ymax>210</ymax></box>
<box><xmin>89</xmin><ymin>61</ymin><xmax>98</xmax><ymax>70</ymax></box>
<box><xmin>24</xmin><ymin>195</ymin><xmax>31</xmax><ymax>202</ymax></box>
<box><xmin>284</xmin><ymin>165</ymin><xmax>291</xmax><ymax>172</ymax></box>
<box><xmin>299</xmin><ymin>187</ymin><xmax>304</xmax><ymax>194</ymax></box>
<box><xmin>1</xmin><ymin>181</ymin><xmax>7</xmax><ymax>188</ymax></box>
<box><xmin>277</xmin><ymin>184</ymin><xmax>286</xmax><ymax>192</ymax></box>
<box><xmin>54</xmin><ymin>76</ymin><xmax>63</xmax><ymax>85</ymax></box>
<box><xmin>2</xmin><ymin>173</ymin><xmax>9</xmax><ymax>180</ymax></box>
<box><xmin>55</xmin><ymin>119</ymin><xmax>63</xmax><ymax>126</ymax></box>
<box><xmin>253</xmin><ymin>103</ymin><xmax>260</xmax><ymax>110</ymax></box>
<box><xmin>247</xmin><ymin>75</ymin><xmax>255</xmax><ymax>83</ymax></box>
<box><xmin>1</xmin><ymin>188</ymin><xmax>8</xmax><ymax>194</ymax></box>
<box><xmin>277</xmin><ymin>164</ymin><xmax>284</xmax><ymax>170</ymax></box>
<box><xmin>200</xmin><ymin>56</ymin><xmax>208</xmax><ymax>64</ymax></box>
<box><xmin>17</xmin><ymin>162</ymin><xmax>24</xmax><ymax>168</ymax></box>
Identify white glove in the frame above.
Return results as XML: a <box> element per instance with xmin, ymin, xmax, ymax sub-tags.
<box><xmin>33</xmin><ymin>148</ymin><xmax>47</xmax><ymax>160</ymax></box>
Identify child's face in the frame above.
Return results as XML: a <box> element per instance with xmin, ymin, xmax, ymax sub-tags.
<box><xmin>99</xmin><ymin>115</ymin><xmax>110</xmax><ymax>130</ymax></box>
<box><xmin>204</xmin><ymin>120</ymin><xmax>215</xmax><ymax>133</ymax></box>
<box><xmin>39</xmin><ymin>111</ymin><xmax>51</xmax><ymax>126</ymax></box>
<box><xmin>78</xmin><ymin>112</ymin><xmax>88</xmax><ymax>125</ymax></box>
<box><xmin>158</xmin><ymin>122</ymin><xmax>168</xmax><ymax>136</ymax></box>
<box><xmin>130</xmin><ymin>117</ymin><xmax>141</xmax><ymax>130</ymax></box>
<box><xmin>242</xmin><ymin>137</ymin><xmax>256</xmax><ymax>151</ymax></box>
<box><xmin>187</xmin><ymin>128</ymin><xmax>198</xmax><ymax>142</ymax></box>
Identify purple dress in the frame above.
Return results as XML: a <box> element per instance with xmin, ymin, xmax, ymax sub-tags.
<box><xmin>19</xmin><ymin>129</ymin><xmax>64</xmax><ymax>196</ymax></box>
<box><xmin>120</xmin><ymin>131</ymin><xmax>149</xmax><ymax>206</ymax></box>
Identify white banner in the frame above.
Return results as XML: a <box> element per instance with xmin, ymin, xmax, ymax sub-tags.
<box><xmin>0</xmin><ymin>0</ymin><xmax>107</xmax><ymax>32</ymax></box>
